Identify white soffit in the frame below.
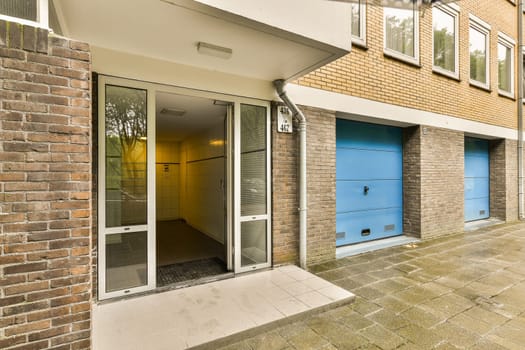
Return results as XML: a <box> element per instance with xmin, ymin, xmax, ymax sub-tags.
<box><xmin>54</xmin><ymin>0</ymin><xmax>351</xmax><ymax>82</ymax></box>
<box><xmin>287</xmin><ymin>84</ymin><xmax>519</xmax><ymax>141</ymax></box>
<box><xmin>192</xmin><ymin>0</ymin><xmax>351</xmax><ymax>51</ymax></box>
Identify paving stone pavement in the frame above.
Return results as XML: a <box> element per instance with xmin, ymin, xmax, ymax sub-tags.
<box><xmin>217</xmin><ymin>222</ymin><xmax>525</xmax><ymax>349</ymax></box>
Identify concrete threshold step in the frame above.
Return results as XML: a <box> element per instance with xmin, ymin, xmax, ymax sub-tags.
<box><xmin>191</xmin><ymin>290</ymin><xmax>354</xmax><ymax>350</ymax></box>
<box><xmin>93</xmin><ymin>265</ymin><xmax>355</xmax><ymax>350</ymax></box>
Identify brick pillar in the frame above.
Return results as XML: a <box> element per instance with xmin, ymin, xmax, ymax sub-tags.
<box><xmin>490</xmin><ymin>139</ymin><xmax>518</xmax><ymax>222</ymax></box>
<box><xmin>403</xmin><ymin>126</ymin><xmax>464</xmax><ymax>239</ymax></box>
<box><xmin>271</xmin><ymin>103</ymin><xmax>299</xmax><ymax>265</ymax></box>
<box><xmin>0</xmin><ymin>20</ymin><xmax>92</xmax><ymax>350</ymax></box>
<box><xmin>302</xmin><ymin>106</ymin><xmax>336</xmax><ymax>266</ymax></box>
<box><xmin>403</xmin><ymin>126</ymin><xmax>422</xmax><ymax>237</ymax></box>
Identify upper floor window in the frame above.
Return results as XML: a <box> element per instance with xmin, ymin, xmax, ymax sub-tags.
<box><xmin>469</xmin><ymin>15</ymin><xmax>491</xmax><ymax>90</ymax></box>
<box><xmin>0</xmin><ymin>0</ymin><xmax>48</xmax><ymax>28</ymax></box>
<box><xmin>351</xmin><ymin>0</ymin><xmax>366</xmax><ymax>46</ymax></box>
<box><xmin>522</xmin><ymin>50</ymin><xmax>525</xmax><ymax>102</ymax></box>
<box><xmin>497</xmin><ymin>33</ymin><xmax>515</xmax><ymax>97</ymax></box>
<box><xmin>384</xmin><ymin>5</ymin><xmax>419</xmax><ymax>65</ymax></box>
<box><xmin>432</xmin><ymin>4</ymin><xmax>459</xmax><ymax>79</ymax></box>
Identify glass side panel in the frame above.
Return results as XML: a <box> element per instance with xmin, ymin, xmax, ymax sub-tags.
<box><xmin>498</xmin><ymin>43</ymin><xmax>512</xmax><ymax>93</ymax></box>
<box><xmin>523</xmin><ymin>59</ymin><xmax>525</xmax><ymax>96</ymax></box>
<box><xmin>433</xmin><ymin>7</ymin><xmax>455</xmax><ymax>72</ymax></box>
<box><xmin>105</xmin><ymin>85</ymin><xmax>148</xmax><ymax>227</ymax></box>
<box><xmin>105</xmin><ymin>231</ymin><xmax>148</xmax><ymax>293</ymax></box>
<box><xmin>241</xmin><ymin>220</ymin><xmax>267</xmax><ymax>267</ymax></box>
<box><xmin>384</xmin><ymin>7</ymin><xmax>415</xmax><ymax>57</ymax></box>
<box><xmin>0</xmin><ymin>0</ymin><xmax>37</xmax><ymax>21</ymax></box>
<box><xmin>351</xmin><ymin>2</ymin><xmax>361</xmax><ymax>38</ymax></box>
<box><xmin>49</xmin><ymin>0</ymin><xmax>63</xmax><ymax>34</ymax></box>
<box><xmin>240</xmin><ymin>104</ymin><xmax>267</xmax><ymax>217</ymax></box>
<box><xmin>470</xmin><ymin>27</ymin><xmax>487</xmax><ymax>84</ymax></box>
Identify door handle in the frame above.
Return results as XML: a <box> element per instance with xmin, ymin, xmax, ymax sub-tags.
<box><xmin>363</xmin><ymin>186</ymin><xmax>369</xmax><ymax>195</ymax></box>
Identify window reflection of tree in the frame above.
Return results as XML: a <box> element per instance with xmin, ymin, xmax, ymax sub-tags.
<box><xmin>470</xmin><ymin>49</ymin><xmax>486</xmax><ymax>83</ymax></box>
<box><xmin>434</xmin><ymin>26</ymin><xmax>455</xmax><ymax>72</ymax></box>
<box><xmin>522</xmin><ymin>60</ymin><xmax>525</xmax><ymax>95</ymax></box>
<box><xmin>385</xmin><ymin>12</ymin><xmax>414</xmax><ymax>57</ymax></box>
<box><xmin>498</xmin><ymin>45</ymin><xmax>511</xmax><ymax>92</ymax></box>
<box><xmin>351</xmin><ymin>2</ymin><xmax>361</xmax><ymax>37</ymax></box>
<box><xmin>105</xmin><ymin>86</ymin><xmax>148</xmax><ymax>226</ymax></box>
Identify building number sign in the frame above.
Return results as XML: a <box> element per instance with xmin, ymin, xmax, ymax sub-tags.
<box><xmin>277</xmin><ymin>106</ymin><xmax>293</xmax><ymax>133</ymax></box>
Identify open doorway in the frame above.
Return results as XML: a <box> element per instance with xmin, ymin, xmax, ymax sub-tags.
<box><xmin>155</xmin><ymin>92</ymin><xmax>230</xmax><ymax>287</ymax></box>
<box><xmin>98</xmin><ymin>75</ymin><xmax>272</xmax><ymax>299</ymax></box>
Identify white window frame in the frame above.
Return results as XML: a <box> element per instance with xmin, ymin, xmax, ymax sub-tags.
<box><xmin>351</xmin><ymin>0</ymin><xmax>366</xmax><ymax>46</ymax></box>
<box><xmin>469</xmin><ymin>14</ymin><xmax>491</xmax><ymax>90</ymax></box>
<box><xmin>522</xmin><ymin>48</ymin><xmax>525</xmax><ymax>104</ymax></box>
<box><xmin>383</xmin><ymin>4</ymin><xmax>420</xmax><ymax>65</ymax></box>
<box><xmin>0</xmin><ymin>0</ymin><xmax>48</xmax><ymax>29</ymax></box>
<box><xmin>432</xmin><ymin>4</ymin><xmax>460</xmax><ymax>79</ymax></box>
<box><xmin>497</xmin><ymin>32</ymin><xmax>516</xmax><ymax>98</ymax></box>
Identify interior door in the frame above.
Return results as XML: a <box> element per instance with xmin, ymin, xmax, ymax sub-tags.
<box><xmin>98</xmin><ymin>77</ymin><xmax>156</xmax><ymax>300</ymax></box>
<box><xmin>234</xmin><ymin>103</ymin><xmax>271</xmax><ymax>273</ymax></box>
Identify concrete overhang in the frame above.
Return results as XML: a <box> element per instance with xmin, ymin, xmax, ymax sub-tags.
<box><xmin>54</xmin><ymin>0</ymin><xmax>351</xmax><ymax>82</ymax></box>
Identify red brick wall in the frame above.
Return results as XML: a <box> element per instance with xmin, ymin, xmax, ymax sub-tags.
<box><xmin>0</xmin><ymin>20</ymin><xmax>92</xmax><ymax>350</ymax></box>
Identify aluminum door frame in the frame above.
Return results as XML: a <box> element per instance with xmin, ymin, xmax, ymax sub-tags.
<box><xmin>233</xmin><ymin>102</ymin><xmax>272</xmax><ymax>274</ymax></box>
<box><xmin>98</xmin><ymin>76</ymin><xmax>157</xmax><ymax>300</ymax></box>
<box><xmin>98</xmin><ymin>76</ymin><xmax>272</xmax><ymax>299</ymax></box>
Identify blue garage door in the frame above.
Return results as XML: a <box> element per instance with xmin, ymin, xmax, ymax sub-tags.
<box><xmin>464</xmin><ymin>138</ymin><xmax>490</xmax><ymax>222</ymax></box>
<box><xmin>336</xmin><ymin>120</ymin><xmax>403</xmax><ymax>246</ymax></box>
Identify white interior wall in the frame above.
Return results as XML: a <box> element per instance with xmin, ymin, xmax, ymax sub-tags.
<box><xmin>156</xmin><ymin>142</ymin><xmax>181</xmax><ymax>221</ymax></box>
<box><xmin>180</xmin><ymin>122</ymin><xmax>226</xmax><ymax>244</ymax></box>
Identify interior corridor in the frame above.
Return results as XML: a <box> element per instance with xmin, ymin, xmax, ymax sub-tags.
<box><xmin>156</xmin><ymin>220</ymin><xmax>226</xmax><ymax>286</ymax></box>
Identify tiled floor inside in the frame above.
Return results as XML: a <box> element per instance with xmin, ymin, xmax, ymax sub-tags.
<box><xmin>92</xmin><ymin>265</ymin><xmax>354</xmax><ymax>350</ymax></box>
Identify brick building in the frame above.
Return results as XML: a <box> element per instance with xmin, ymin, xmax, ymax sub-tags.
<box><xmin>0</xmin><ymin>0</ymin><xmax>523</xmax><ymax>349</ymax></box>
<box><xmin>284</xmin><ymin>0</ymin><xmax>523</xmax><ymax>264</ymax></box>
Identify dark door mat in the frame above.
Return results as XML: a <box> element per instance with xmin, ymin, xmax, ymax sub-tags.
<box><xmin>157</xmin><ymin>257</ymin><xmax>227</xmax><ymax>287</ymax></box>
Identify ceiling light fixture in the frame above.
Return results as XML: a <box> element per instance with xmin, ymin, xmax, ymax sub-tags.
<box><xmin>197</xmin><ymin>42</ymin><xmax>233</xmax><ymax>59</ymax></box>
<box><xmin>213</xmin><ymin>100</ymin><xmax>232</xmax><ymax>106</ymax></box>
<box><xmin>209</xmin><ymin>139</ymin><xmax>225</xmax><ymax>147</ymax></box>
<box><xmin>160</xmin><ymin>108</ymin><xmax>186</xmax><ymax>117</ymax></box>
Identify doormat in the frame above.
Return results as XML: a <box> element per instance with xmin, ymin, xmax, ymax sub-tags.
<box><xmin>157</xmin><ymin>257</ymin><xmax>227</xmax><ymax>287</ymax></box>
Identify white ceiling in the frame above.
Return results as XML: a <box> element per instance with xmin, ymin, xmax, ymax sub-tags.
<box><xmin>54</xmin><ymin>0</ymin><xmax>349</xmax><ymax>82</ymax></box>
<box><xmin>156</xmin><ymin>92</ymin><xmax>226</xmax><ymax>142</ymax></box>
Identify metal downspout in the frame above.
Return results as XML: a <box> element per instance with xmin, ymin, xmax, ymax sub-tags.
<box><xmin>273</xmin><ymin>80</ymin><xmax>308</xmax><ymax>269</ymax></box>
<box><xmin>519</xmin><ymin>1</ymin><xmax>524</xmax><ymax>220</ymax></box>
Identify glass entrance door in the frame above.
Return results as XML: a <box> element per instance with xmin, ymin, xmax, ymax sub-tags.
<box><xmin>98</xmin><ymin>76</ymin><xmax>272</xmax><ymax>299</ymax></box>
<box><xmin>98</xmin><ymin>77</ymin><xmax>156</xmax><ymax>299</ymax></box>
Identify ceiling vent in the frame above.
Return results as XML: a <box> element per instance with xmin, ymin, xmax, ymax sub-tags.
<box><xmin>160</xmin><ymin>108</ymin><xmax>186</xmax><ymax>117</ymax></box>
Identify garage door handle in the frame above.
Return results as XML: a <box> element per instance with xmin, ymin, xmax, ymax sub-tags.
<box><xmin>363</xmin><ymin>186</ymin><xmax>369</xmax><ymax>195</ymax></box>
